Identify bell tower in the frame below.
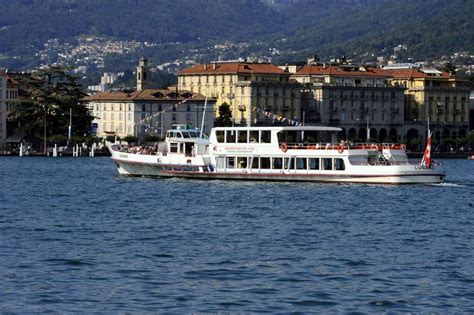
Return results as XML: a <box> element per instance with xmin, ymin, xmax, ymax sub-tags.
<box><xmin>136</xmin><ymin>56</ymin><xmax>149</xmax><ymax>91</ymax></box>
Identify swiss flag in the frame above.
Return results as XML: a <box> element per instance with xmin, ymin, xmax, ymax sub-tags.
<box><xmin>421</xmin><ymin>130</ymin><xmax>433</xmax><ymax>168</ymax></box>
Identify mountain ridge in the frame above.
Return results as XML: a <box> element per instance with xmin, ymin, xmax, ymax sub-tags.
<box><xmin>0</xmin><ymin>0</ymin><xmax>472</xmax><ymax>70</ymax></box>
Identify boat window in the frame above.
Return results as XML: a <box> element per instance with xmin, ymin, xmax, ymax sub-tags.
<box><xmin>260</xmin><ymin>157</ymin><xmax>271</xmax><ymax>169</ymax></box>
<box><xmin>289</xmin><ymin>158</ymin><xmax>295</xmax><ymax>169</ymax></box>
<box><xmin>303</xmin><ymin>131</ymin><xmax>319</xmax><ymax>144</ymax></box>
<box><xmin>309</xmin><ymin>158</ymin><xmax>320</xmax><ymax>170</ymax></box>
<box><xmin>226</xmin><ymin>157</ymin><xmax>235</xmax><ymax>168</ymax></box>
<box><xmin>296</xmin><ymin>158</ymin><xmax>307</xmax><ymax>170</ymax></box>
<box><xmin>237</xmin><ymin>157</ymin><xmax>247</xmax><ymax>168</ymax></box>
<box><xmin>322</xmin><ymin>158</ymin><xmax>333</xmax><ymax>170</ymax></box>
<box><xmin>170</xmin><ymin>143</ymin><xmax>178</xmax><ymax>153</ymax></box>
<box><xmin>182</xmin><ymin>132</ymin><xmax>190</xmax><ymax>138</ymax></box>
<box><xmin>238</xmin><ymin>130</ymin><xmax>248</xmax><ymax>143</ymax></box>
<box><xmin>335</xmin><ymin>158</ymin><xmax>345</xmax><ymax>170</ymax></box>
<box><xmin>217</xmin><ymin>157</ymin><xmax>225</xmax><ymax>169</ymax></box>
<box><xmin>272</xmin><ymin>157</ymin><xmax>283</xmax><ymax>169</ymax></box>
<box><xmin>226</xmin><ymin>130</ymin><xmax>236</xmax><ymax>143</ymax></box>
<box><xmin>284</xmin><ymin>158</ymin><xmax>291</xmax><ymax>170</ymax></box>
<box><xmin>177</xmin><ymin>132</ymin><xmax>183</xmax><ymax>138</ymax></box>
<box><xmin>216</xmin><ymin>130</ymin><xmax>225</xmax><ymax>143</ymax></box>
<box><xmin>251</xmin><ymin>157</ymin><xmax>259</xmax><ymax>169</ymax></box>
<box><xmin>249</xmin><ymin>130</ymin><xmax>259</xmax><ymax>143</ymax></box>
<box><xmin>261</xmin><ymin>130</ymin><xmax>271</xmax><ymax>143</ymax></box>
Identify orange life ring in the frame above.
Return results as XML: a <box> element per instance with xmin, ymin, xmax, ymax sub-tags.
<box><xmin>280</xmin><ymin>143</ymin><xmax>288</xmax><ymax>153</ymax></box>
<box><xmin>337</xmin><ymin>145</ymin><xmax>344</xmax><ymax>154</ymax></box>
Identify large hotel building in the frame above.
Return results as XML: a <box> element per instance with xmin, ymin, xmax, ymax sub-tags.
<box><xmin>177</xmin><ymin>61</ymin><xmax>302</xmax><ymax>126</ymax></box>
<box><xmin>288</xmin><ymin>63</ymin><xmax>406</xmax><ymax>142</ymax></box>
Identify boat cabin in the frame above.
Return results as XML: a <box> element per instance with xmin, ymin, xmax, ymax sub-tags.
<box><xmin>162</xmin><ymin>126</ymin><xmax>208</xmax><ymax>156</ymax></box>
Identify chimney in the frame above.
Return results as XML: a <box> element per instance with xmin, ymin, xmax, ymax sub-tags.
<box><xmin>212</xmin><ymin>63</ymin><xmax>217</xmax><ymax>70</ymax></box>
<box><xmin>204</xmin><ymin>64</ymin><xmax>207</xmax><ymax>70</ymax></box>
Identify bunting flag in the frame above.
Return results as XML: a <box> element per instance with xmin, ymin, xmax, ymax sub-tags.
<box><xmin>134</xmin><ymin>99</ymin><xmax>193</xmax><ymax>126</ymax></box>
<box><xmin>250</xmin><ymin>106</ymin><xmax>303</xmax><ymax>126</ymax></box>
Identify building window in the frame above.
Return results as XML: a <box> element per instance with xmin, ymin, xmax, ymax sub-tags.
<box><xmin>142</xmin><ymin>104</ymin><xmax>146</xmax><ymax>112</ymax></box>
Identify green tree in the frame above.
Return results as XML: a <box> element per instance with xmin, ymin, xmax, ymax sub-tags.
<box><xmin>469</xmin><ymin>130</ymin><xmax>474</xmax><ymax>144</ymax></box>
<box><xmin>8</xmin><ymin>66</ymin><xmax>94</xmax><ymax>149</ymax></box>
<box><xmin>214</xmin><ymin>102</ymin><xmax>233</xmax><ymax>127</ymax></box>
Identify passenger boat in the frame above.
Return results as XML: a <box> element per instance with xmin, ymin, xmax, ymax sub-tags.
<box><xmin>109</xmin><ymin>125</ymin><xmax>445</xmax><ymax>184</ymax></box>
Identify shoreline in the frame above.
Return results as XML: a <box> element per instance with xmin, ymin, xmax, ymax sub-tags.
<box><xmin>0</xmin><ymin>151</ymin><xmax>472</xmax><ymax>159</ymax></box>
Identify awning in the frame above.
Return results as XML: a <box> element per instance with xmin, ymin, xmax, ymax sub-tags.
<box><xmin>5</xmin><ymin>135</ymin><xmax>24</xmax><ymax>143</ymax></box>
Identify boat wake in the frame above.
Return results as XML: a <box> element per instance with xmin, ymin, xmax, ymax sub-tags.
<box><xmin>429</xmin><ymin>182</ymin><xmax>467</xmax><ymax>188</ymax></box>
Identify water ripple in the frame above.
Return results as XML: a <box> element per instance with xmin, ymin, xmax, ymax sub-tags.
<box><xmin>0</xmin><ymin>157</ymin><xmax>473</xmax><ymax>313</ymax></box>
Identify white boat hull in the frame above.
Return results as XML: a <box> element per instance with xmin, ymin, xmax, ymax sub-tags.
<box><xmin>112</xmin><ymin>156</ymin><xmax>445</xmax><ymax>184</ymax></box>
<box><xmin>108</xmin><ymin>126</ymin><xmax>446</xmax><ymax>185</ymax></box>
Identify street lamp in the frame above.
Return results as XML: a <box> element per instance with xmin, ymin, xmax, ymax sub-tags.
<box><xmin>68</xmin><ymin>107</ymin><xmax>72</xmax><ymax>147</ymax></box>
<box><xmin>43</xmin><ymin>105</ymin><xmax>47</xmax><ymax>155</ymax></box>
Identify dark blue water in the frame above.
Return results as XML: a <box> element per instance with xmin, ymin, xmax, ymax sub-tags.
<box><xmin>1</xmin><ymin>157</ymin><xmax>473</xmax><ymax>313</ymax></box>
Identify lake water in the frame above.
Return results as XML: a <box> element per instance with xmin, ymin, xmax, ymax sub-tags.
<box><xmin>1</xmin><ymin>157</ymin><xmax>473</xmax><ymax>313</ymax></box>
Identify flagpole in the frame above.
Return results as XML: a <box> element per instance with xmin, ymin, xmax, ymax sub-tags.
<box><xmin>199</xmin><ymin>84</ymin><xmax>208</xmax><ymax>139</ymax></box>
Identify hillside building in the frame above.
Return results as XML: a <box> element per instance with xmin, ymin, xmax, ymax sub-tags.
<box><xmin>177</xmin><ymin>61</ymin><xmax>302</xmax><ymax>126</ymax></box>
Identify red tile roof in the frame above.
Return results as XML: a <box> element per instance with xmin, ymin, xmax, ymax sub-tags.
<box><xmin>83</xmin><ymin>89</ymin><xmax>212</xmax><ymax>102</ymax></box>
<box><xmin>383</xmin><ymin>68</ymin><xmax>453</xmax><ymax>79</ymax></box>
<box><xmin>6</xmin><ymin>76</ymin><xmax>19</xmax><ymax>85</ymax></box>
<box><xmin>178</xmin><ymin>62</ymin><xmax>287</xmax><ymax>75</ymax></box>
<box><xmin>294</xmin><ymin>65</ymin><xmax>388</xmax><ymax>78</ymax></box>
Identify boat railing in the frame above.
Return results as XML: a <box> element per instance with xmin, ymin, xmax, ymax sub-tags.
<box><xmin>282</xmin><ymin>142</ymin><xmax>406</xmax><ymax>151</ymax></box>
<box><xmin>350</xmin><ymin>161</ymin><xmax>410</xmax><ymax>166</ymax></box>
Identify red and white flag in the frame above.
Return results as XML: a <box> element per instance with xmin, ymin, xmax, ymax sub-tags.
<box><xmin>421</xmin><ymin>130</ymin><xmax>433</xmax><ymax>168</ymax></box>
